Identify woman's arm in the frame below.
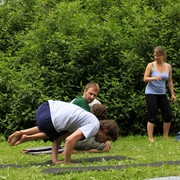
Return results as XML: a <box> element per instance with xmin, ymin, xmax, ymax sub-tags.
<box><xmin>168</xmin><ymin>64</ymin><xmax>176</xmax><ymax>102</ymax></box>
<box><xmin>143</xmin><ymin>63</ymin><xmax>162</xmax><ymax>82</ymax></box>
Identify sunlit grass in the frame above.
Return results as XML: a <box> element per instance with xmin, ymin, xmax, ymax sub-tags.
<box><xmin>0</xmin><ymin>136</ymin><xmax>179</xmax><ymax>180</ymax></box>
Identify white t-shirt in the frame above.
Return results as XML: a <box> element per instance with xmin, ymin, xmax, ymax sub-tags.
<box><xmin>48</xmin><ymin>100</ymin><xmax>100</xmax><ymax>139</ymax></box>
<box><xmin>89</xmin><ymin>98</ymin><xmax>101</xmax><ymax>108</ymax></box>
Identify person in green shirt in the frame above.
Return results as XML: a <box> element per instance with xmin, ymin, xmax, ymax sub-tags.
<box><xmin>71</xmin><ymin>82</ymin><xmax>100</xmax><ymax>112</ymax></box>
<box><xmin>72</xmin><ymin>82</ymin><xmax>111</xmax><ymax>152</ymax></box>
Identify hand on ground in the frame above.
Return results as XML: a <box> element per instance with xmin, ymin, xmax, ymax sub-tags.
<box><xmin>103</xmin><ymin>141</ymin><xmax>111</xmax><ymax>151</ymax></box>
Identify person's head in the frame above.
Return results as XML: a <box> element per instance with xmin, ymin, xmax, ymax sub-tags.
<box><xmin>154</xmin><ymin>46</ymin><xmax>167</xmax><ymax>62</ymax></box>
<box><xmin>83</xmin><ymin>82</ymin><xmax>100</xmax><ymax>103</ymax></box>
<box><xmin>95</xmin><ymin>120</ymin><xmax>119</xmax><ymax>143</ymax></box>
<box><xmin>91</xmin><ymin>104</ymin><xmax>108</xmax><ymax>120</ymax></box>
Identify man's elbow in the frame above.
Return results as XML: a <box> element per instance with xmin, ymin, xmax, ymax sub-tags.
<box><xmin>66</xmin><ymin>136</ymin><xmax>74</xmax><ymax>144</ymax></box>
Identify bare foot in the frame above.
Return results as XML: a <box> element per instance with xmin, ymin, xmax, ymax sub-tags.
<box><xmin>14</xmin><ymin>134</ymin><xmax>28</xmax><ymax>145</ymax></box>
<box><xmin>8</xmin><ymin>131</ymin><xmax>22</xmax><ymax>146</ymax></box>
<box><xmin>148</xmin><ymin>138</ymin><xmax>155</xmax><ymax>143</ymax></box>
<box><xmin>164</xmin><ymin>136</ymin><xmax>169</xmax><ymax>140</ymax></box>
<box><xmin>52</xmin><ymin>160</ymin><xmax>71</xmax><ymax>165</ymax></box>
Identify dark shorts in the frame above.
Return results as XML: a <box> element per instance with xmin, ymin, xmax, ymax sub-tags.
<box><xmin>36</xmin><ymin>101</ymin><xmax>67</xmax><ymax>139</ymax></box>
<box><xmin>145</xmin><ymin>94</ymin><xmax>172</xmax><ymax>123</ymax></box>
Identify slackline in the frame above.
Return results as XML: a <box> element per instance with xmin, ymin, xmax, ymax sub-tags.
<box><xmin>42</xmin><ymin>160</ymin><xmax>180</xmax><ymax>174</ymax></box>
<box><xmin>0</xmin><ymin>155</ymin><xmax>133</xmax><ymax>169</ymax></box>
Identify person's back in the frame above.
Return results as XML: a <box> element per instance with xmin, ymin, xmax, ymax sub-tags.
<box><xmin>48</xmin><ymin>100</ymin><xmax>99</xmax><ymax>137</ymax></box>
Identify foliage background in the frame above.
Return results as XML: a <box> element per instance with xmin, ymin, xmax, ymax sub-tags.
<box><xmin>0</xmin><ymin>0</ymin><xmax>179</xmax><ymax>138</ymax></box>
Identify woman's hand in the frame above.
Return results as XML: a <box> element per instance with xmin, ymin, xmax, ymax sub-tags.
<box><xmin>154</xmin><ymin>76</ymin><xmax>162</xmax><ymax>81</ymax></box>
<box><xmin>171</xmin><ymin>95</ymin><xmax>176</xmax><ymax>103</ymax></box>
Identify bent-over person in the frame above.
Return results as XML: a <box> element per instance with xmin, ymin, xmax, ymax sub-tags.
<box><xmin>8</xmin><ymin>100</ymin><xmax>119</xmax><ymax>164</ymax></box>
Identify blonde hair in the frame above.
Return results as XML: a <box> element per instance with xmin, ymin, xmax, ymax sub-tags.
<box><xmin>85</xmin><ymin>82</ymin><xmax>100</xmax><ymax>93</ymax></box>
<box><xmin>154</xmin><ymin>46</ymin><xmax>167</xmax><ymax>61</ymax></box>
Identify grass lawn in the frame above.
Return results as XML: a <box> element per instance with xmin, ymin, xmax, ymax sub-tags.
<box><xmin>0</xmin><ymin>135</ymin><xmax>179</xmax><ymax>180</ymax></box>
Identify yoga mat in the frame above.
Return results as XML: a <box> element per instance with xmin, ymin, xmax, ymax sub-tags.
<box><xmin>42</xmin><ymin>160</ymin><xmax>180</xmax><ymax>174</ymax></box>
<box><xmin>22</xmin><ymin>146</ymin><xmax>64</xmax><ymax>154</ymax></box>
<box><xmin>23</xmin><ymin>146</ymin><xmax>53</xmax><ymax>152</ymax></box>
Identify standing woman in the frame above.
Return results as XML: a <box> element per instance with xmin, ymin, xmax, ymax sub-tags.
<box><xmin>143</xmin><ymin>46</ymin><xmax>176</xmax><ymax>142</ymax></box>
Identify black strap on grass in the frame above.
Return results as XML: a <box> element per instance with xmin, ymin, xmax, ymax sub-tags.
<box><xmin>42</xmin><ymin>160</ymin><xmax>180</xmax><ymax>174</ymax></box>
<box><xmin>0</xmin><ymin>155</ymin><xmax>133</xmax><ymax>169</ymax></box>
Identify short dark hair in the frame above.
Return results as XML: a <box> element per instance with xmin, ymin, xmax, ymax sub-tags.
<box><xmin>91</xmin><ymin>104</ymin><xmax>108</xmax><ymax>120</ymax></box>
<box><xmin>100</xmin><ymin>120</ymin><xmax>119</xmax><ymax>141</ymax></box>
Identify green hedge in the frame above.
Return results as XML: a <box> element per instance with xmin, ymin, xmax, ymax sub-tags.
<box><xmin>0</xmin><ymin>0</ymin><xmax>179</xmax><ymax>138</ymax></box>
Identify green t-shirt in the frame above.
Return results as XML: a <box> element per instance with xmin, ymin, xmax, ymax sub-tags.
<box><xmin>72</xmin><ymin>96</ymin><xmax>90</xmax><ymax>112</ymax></box>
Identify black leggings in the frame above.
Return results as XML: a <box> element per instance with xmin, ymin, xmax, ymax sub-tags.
<box><xmin>145</xmin><ymin>94</ymin><xmax>172</xmax><ymax>123</ymax></box>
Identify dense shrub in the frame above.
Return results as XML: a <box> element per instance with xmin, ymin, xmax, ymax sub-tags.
<box><xmin>0</xmin><ymin>0</ymin><xmax>179</xmax><ymax>138</ymax></box>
